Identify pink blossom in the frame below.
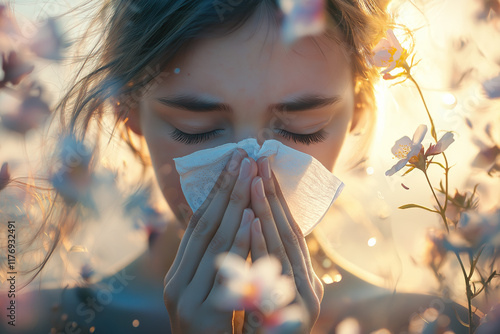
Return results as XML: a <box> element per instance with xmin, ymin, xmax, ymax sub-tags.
<box><xmin>29</xmin><ymin>18</ymin><xmax>66</xmax><ymax>61</ymax></box>
<box><xmin>0</xmin><ymin>51</ymin><xmax>34</xmax><ymax>87</ymax></box>
<box><xmin>370</xmin><ymin>29</ymin><xmax>408</xmax><ymax>75</ymax></box>
<box><xmin>278</xmin><ymin>0</ymin><xmax>326</xmax><ymax>46</ymax></box>
<box><xmin>425</xmin><ymin>132</ymin><xmax>455</xmax><ymax>156</ymax></box>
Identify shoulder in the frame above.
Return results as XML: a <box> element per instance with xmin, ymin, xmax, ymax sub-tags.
<box><xmin>0</xmin><ymin>277</ymin><xmax>172</xmax><ymax>334</ymax></box>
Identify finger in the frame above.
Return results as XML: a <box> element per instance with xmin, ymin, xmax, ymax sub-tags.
<box><xmin>250</xmin><ymin>176</ymin><xmax>293</xmax><ymax>279</ymax></box>
<box><xmin>186</xmin><ymin>157</ymin><xmax>258</xmax><ymax>300</ymax></box>
<box><xmin>257</xmin><ymin>156</ymin><xmax>315</xmax><ymax>284</ymax></box>
<box><xmin>207</xmin><ymin>209</ymin><xmax>254</xmax><ymax>300</ymax></box>
<box><xmin>167</xmin><ymin>149</ymin><xmax>248</xmax><ymax>287</ymax></box>
<box><xmin>227</xmin><ymin>208</ymin><xmax>253</xmax><ymax>259</ymax></box>
<box><xmin>250</xmin><ymin>218</ymin><xmax>267</xmax><ymax>262</ymax></box>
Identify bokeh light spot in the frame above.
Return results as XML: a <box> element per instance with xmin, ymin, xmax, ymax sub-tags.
<box><xmin>442</xmin><ymin>93</ymin><xmax>457</xmax><ymax>108</ymax></box>
<box><xmin>368</xmin><ymin>237</ymin><xmax>377</xmax><ymax>247</ymax></box>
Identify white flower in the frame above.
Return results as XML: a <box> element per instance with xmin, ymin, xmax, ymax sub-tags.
<box><xmin>386</xmin><ymin>124</ymin><xmax>427</xmax><ymax>176</ymax></box>
<box><xmin>215</xmin><ymin>253</ymin><xmax>296</xmax><ymax>315</ymax></box>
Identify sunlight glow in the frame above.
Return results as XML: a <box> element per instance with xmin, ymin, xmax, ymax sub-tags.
<box><xmin>368</xmin><ymin>237</ymin><xmax>377</xmax><ymax>247</ymax></box>
<box><xmin>321</xmin><ymin>273</ymin><xmax>334</xmax><ymax>284</ymax></box>
<box><xmin>442</xmin><ymin>93</ymin><xmax>457</xmax><ymax>108</ymax></box>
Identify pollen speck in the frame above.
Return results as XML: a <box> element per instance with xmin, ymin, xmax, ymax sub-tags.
<box><xmin>395</xmin><ymin>144</ymin><xmax>411</xmax><ymax>159</ymax></box>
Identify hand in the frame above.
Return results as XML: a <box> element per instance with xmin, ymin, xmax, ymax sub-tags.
<box><xmin>243</xmin><ymin>157</ymin><xmax>324</xmax><ymax>334</ymax></box>
<box><xmin>164</xmin><ymin>148</ymin><xmax>258</xmax><ymax>334</ymax></box>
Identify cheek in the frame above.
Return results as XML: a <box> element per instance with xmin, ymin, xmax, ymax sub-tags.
<box><xmin>309</xmin><ymin>121</ymin><xmax>349</xmax><ymax>172</ymax></box>
<box><xmin>302</xmin><ymin>107</ymin><xmax>354</xmax><ymax>172</ymax></box>
<box><xmin>140</xmin><ymin>116</ymin><xmax>193</xmax><ymax>220</ymax></box>
<box><xmin>148</xmin><ymin>138</ymin><xmax>188</xmax><ymax>213</ymax></box>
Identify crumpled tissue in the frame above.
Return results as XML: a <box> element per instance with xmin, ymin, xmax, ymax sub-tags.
<box><xmin>173</xmin><ymin>138</ymin><xmax>344</xmax><ymax>235</ymax></box>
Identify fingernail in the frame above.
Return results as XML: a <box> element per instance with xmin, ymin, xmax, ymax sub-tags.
<box><xmin>242</xmin><ymin>208</ymin><xmax>252</xmax><ymax>226</ymax></box>
<box><xmin>238</xmin><ymin>158</ymin><xmax>251</xmax><ymax>180</ymax></box>
<box><xmin>235</xmin><ymin>148</ymin><xmax>245</xmax><ymax>157</ymax></box>
<box><xmin>253</xmin><ymin>218</ymin><xmax>261</xmax><ymax>233</ymax></box>
<box><xmin>261</xmin><ymin>157</ymin><xmax>271</xmax><ymax>180</ymax></box>
<box><xmin>236</xmin><ymin>148</ymin><xmax>247</xmax><ymax>157</ymax></box>
<box><xmin>254</xmin><ymin>177</ymin><xmax>265</xmax><ymax>199</ymax></box>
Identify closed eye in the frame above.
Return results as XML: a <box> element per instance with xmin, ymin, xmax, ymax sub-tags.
<box><xmin>169</xmin><ymin>128</ymin><xmax>327</xmax><ymax>145</ymax></box>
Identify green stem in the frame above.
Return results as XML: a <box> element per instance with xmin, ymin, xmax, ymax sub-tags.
<box><xmin>442</xmin><ymin>152</ymin><xmax>450</xmax><ymax>218</ymax></box>
<box><xmin>405</xmin><ymin>69</ymin><xmax>438</xmax><ymax>142</ymax></box>
<box><xmin>423</xmin><ymin>170</ymin><xmax>449</xmax><ymax>232</ymax></box>
<box><xmin>455</xmin><ymin>252</ymin><xmax>474</xmax><ymax>334</ymax></box>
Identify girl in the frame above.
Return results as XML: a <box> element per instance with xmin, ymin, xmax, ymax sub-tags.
<box><xmin>0</xmin><ymin>0</ymin><xmax>474</xmax><ymax>333</ymax></box>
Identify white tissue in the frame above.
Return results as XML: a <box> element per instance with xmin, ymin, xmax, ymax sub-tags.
<box><xmin>172</xmin><ymin>138</ymin><xmax>344</xmax><ymax>236</ymax></box>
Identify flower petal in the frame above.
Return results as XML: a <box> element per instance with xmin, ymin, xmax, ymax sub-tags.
<box><xmin>391</xmin><ymin>136</ymin><xmax>412</xmax><ymax>157</ymax></box>
<box><xmin>412</xmin><ymin>124</ymin><xmax>428</xmax><ymax>145</ymax></box>
<box><xmin>372</xmin><ymin>38</ymin><xmax>392</xmax><ymax>53</ymax></box>
<box><xmin>427</xmin><ymin>132</ymin><xmax>454</xmax><ymax>155</ymax></box>
<box><xmin>259</xmin><ymin>275</ymin><xmax>296</xmax><ymax>313</ymax></box>
<box><xmin>380</xmin><ymin>61</ymin><xmax>396</xmax><ymax>74</ymax></box>
<box><xmin>216</xmin><ymin>252</ymin><xmax>249</xmax><ymax>280</ymax></box>
<box><xmin>371</xmin><ymin>49</ymin><xmax>392</xmax><ymax>67</ymax></box>
<box><xmin>386</xmin><ymin>29</ymin><xmax>403</xmax><ymax>51</ymax></box>
<box><xmin>385</xmin><ymin>157</ymin><xmax>410</xmax><ymax>176</ymax></box>
<box><xmin>251</xmin><ymin>255</ymin><xmax>282</xmax><ymax>280</ymax></box>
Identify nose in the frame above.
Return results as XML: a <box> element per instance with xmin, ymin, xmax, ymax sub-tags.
<box><xmin>233</xmin><ymin>129</ymin><xmax>270</xmax><ymax>148</ymax></box>
<box><xmin>234</xmin><ymin>121</ymin><xmax>272</xmax><ymax>146</ymax></box>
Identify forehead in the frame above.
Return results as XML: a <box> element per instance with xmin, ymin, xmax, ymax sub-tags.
<box><xmin>153</xmin><ymin>16</ymin><xmax>353</xmax><ymax>102</ymax></box>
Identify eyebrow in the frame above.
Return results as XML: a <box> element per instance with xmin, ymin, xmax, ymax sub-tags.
<box><xmin>155</xmin><ymin>93</ymin><xmax>341</xmax><ymax>113</ymax></box>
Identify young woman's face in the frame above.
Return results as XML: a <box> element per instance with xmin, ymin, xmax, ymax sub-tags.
<box><xmin>131</xmin><ymin>16</ymin><xmax>356</xmax><ymax>223</ymax></box>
